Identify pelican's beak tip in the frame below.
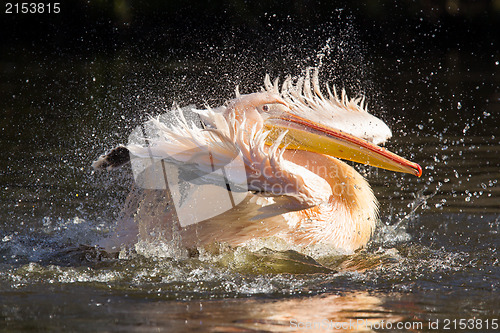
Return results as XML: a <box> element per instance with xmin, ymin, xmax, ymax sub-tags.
<box><xmin>415</xmin><ymin>163</ymin><xmax>422</xmax><ymax>177</ymax></box>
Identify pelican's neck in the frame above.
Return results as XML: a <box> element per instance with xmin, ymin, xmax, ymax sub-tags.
<box><xmin>281</xmin><ymin>150</ymin><xmax>379</xmax><ymax>251</ymax></box>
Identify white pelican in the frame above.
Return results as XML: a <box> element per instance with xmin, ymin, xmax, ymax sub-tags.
<box><xmin>93</xmin><ymin>69</ymin><xmax>421</xmax><ymax>253</ymax></box>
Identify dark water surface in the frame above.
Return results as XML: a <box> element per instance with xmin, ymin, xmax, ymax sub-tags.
<box><xmin>1</xmin><ymin>47</ymin><xmax>499</xmax><ymax>332</ymax></box>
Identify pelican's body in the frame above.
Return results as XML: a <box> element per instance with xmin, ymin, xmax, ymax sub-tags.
<box><xmin>94</xmin><ymin>69</ymin><xmax>421</xmax><ymax>253</ymax></box>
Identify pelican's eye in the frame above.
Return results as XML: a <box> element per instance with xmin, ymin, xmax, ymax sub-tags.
<box><xmin>262</xmin><ymin>105</ymin><xmax>269</xmax><ymax>112</ymax></box>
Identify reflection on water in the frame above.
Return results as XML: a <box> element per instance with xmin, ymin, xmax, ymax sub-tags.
<box><xmin>1</xmin><ymin>273</ymin><xmax>498</xmax><ymax>332</ymax></box>
<box><xmin>0</xmin><ymin>46</ymin><xmax>499</xmax><ymax>331</ymax></box>
<box><xmin>111</xmin><ymin>292</ymin><xmax>405</xmax><ymax>332</ymax></box>
<box><xmin>0</xmin><ymin>290</ymin><xmax>408</xmax><ymax>331</ymax></box>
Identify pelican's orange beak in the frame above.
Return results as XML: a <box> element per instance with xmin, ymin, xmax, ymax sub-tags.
<box><xmin>264</xmin><ymin>112</ymin><xmax>422</xmax><ymax>177</ymax></box>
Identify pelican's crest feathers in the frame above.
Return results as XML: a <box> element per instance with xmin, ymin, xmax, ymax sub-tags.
<box><xmin>264</xmin><ymin>68</ymin><xmax>392</xmax><ymax>145</ymax></box>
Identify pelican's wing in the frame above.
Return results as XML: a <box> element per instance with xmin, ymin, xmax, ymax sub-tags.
<box><xmin>191</xmin><ymin>105</ymin><xmax>230</xmax><ymax>134</ymax></box>
<box><xmin>127</xmin><ymin>109</ymin><xmax>241</xmax><ymax>175</ymax></box>
<box><xmin>237</xmin><ymin>128</ymin><xmax>332</xmax><ymax>213</ymax></box>
<box><xmin>92</xmin><ymin>146</ymin><xmax>131</xmax><ymax>171</ymax></box>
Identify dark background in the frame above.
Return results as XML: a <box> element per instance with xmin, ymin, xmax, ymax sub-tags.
<box><xmin>1</xmin><ymin>0</ymin><xmax>499</xmax><ymax>59</ymax></box>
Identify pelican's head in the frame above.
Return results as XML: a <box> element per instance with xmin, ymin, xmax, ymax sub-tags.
<box><xmin>225</xmin><ymin>91</ymin><xmax>290</xmax><ymax>132</ymax></box>
<box><xmin>227</xmin><ymin>71</ymin><xmax>422</xmax><ymax>178</ymax></box>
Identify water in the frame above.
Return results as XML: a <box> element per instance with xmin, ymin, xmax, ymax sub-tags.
<box><xmin>1</xmin><ymin>46</ymin><xmax>499</xmax><ymax>331</ymax></box>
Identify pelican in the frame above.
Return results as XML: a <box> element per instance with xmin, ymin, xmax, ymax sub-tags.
<box><xmin>93</xmin><ymin>69</ymin><xmax>421</xmax><ymax>253</ymax></box>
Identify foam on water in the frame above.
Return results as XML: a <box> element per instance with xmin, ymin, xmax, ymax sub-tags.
<box><xmin>2</xmin><ymin>209</ymin><xmax>487</xmax><ymax>295</ymax></box>
<box><xmin>3</xmin><ymin>234</ymin><xmax>488</xmax><ymax>301</ymax></box>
